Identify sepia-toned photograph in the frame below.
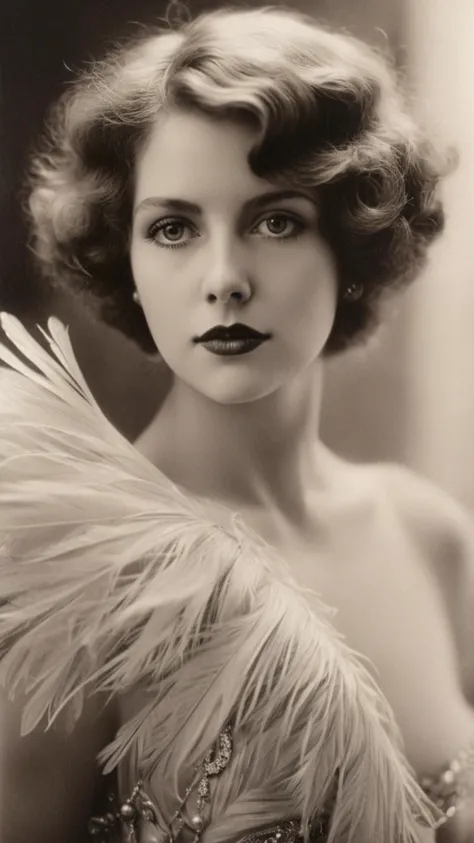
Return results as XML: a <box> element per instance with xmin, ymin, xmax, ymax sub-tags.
<box><xmin>1</xmin><ymin>1</ymin><xmax>473</xmax><ymax>841</ymax></box>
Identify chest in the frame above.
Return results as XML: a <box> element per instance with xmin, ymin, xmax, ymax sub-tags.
<box><xmin>274</xmin><ymin>502</ymin><xmax>474</xmax><ymax>776</ymax></box>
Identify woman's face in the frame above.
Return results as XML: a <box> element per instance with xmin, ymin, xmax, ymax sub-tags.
<box><xmin>130</xmin><ymin>109</ymin><xmax>338</xmax><ymax>405</ymax></box>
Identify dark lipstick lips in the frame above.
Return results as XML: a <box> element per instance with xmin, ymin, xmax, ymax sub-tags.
<box><xmin>194</xmin><ymin>323</ymin><xmax>271</xmax><ymax>343</ymax></box>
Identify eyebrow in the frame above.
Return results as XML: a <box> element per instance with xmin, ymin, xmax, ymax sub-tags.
<box><xmin>134</xmin><ymin>189</ymin><xmax>318</xmax><ymax>218</ymax></box>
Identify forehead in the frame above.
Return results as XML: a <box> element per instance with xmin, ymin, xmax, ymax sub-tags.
<box><xmin>133</xmin><ymin>109</ymin><xmax>271</xmax><ymax>206</ymax></box>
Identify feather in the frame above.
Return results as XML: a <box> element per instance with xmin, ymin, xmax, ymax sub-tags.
<box><xmin>0</xmin><ymin>312</ymin><xmax>438</xmax><ymax>842</ymax></box>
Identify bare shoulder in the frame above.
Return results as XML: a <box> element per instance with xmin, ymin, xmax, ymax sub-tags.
<box><xmin>324</xmin><ymin>451</ymin><xmax>472</xmax><ymax>571</ymax></box>
<box><xmin>369</xmin><ymin>462</ymin><xmax>474</xmax><ymax>702</ymax></box>
<box><xmin>368</xmin><ymin>461</ymin><xmax>471</xmax><ymax>567</ymax></box>
<box><xmin>340</xmin><ymin>457</ymin><xmax>474</xmax><ymax>673</ymax></box>
<box><xmin>327</xmin><ymin>456</ymin><xmax>474</xmax><ymax>701</ymax></box>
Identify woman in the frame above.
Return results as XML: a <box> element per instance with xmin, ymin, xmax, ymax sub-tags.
<box><xmin>0</xmin><ymin>5</ymin><xmax>473</xmax><ymax>842</ymax></box>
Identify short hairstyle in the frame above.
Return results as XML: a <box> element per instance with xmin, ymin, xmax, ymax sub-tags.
<box><xmin>26</xmin><ymin>4</ymin><xmax>451</xmax><ymax>355</ymax></box>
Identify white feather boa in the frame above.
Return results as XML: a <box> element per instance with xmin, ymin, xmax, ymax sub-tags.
<box><xmin>0</xmin><ymin>313</ymin><xmax>437</xmax><ymax>842</ymax></box>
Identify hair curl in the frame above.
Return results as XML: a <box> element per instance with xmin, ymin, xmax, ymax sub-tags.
<box><xmin>26</xmin><ymin>4</ymin><xmax>451</xmax><ymax>355</ymax></box>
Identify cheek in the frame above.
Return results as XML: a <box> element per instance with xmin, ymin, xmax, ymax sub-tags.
<box><xmin>130</xmin><ymin>244</ymin><xmax>185</xmax><ymax>343</ymax></box>
<box><xmin>131</xmin><ymin>243</ymin><xmax>181</xmax><ymax>308</ymax></box>
<box><xmin>281</xmin><ymin>258</ymin><xmax>338</xmax><ymax>357</ymax></box>
<box><xmin>130</xmin><ymin>239</ymin><xmax>161</xmax><ymax>289</ymax></box>
<box><xmin>272</xmin><ymin>250</ymin><xmax>337</xmax><ymax>323</ymax></box>
<box><xmin>305</xmin><ymin>246</ymin><xmax>338</xmax><ymax>317</ymax></box>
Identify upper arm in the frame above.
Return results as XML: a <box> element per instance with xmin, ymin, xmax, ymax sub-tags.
<box><xmin>0</xmin><ymin>688</ymin><xmax>117</xmax><ymax>843</ymax></box>
<box><xmin>383</xmin><ymin>463</ymin><xmax>474</xmax><ymax>705</ymax></box>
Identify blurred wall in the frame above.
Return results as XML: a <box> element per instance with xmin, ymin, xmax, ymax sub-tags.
<box><xmin>401</xmin><ymin>0</ymin><xmax>474</xmax><ymax>508</ymax></box>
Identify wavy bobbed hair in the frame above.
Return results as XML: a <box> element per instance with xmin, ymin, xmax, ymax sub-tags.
<box><xmin>27</xmin><ymin>4</ymin><xmax>450</xmax><ymax>355</ymax></box>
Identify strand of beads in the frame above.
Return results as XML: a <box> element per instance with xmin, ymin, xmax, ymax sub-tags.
<box><xmin>420</xmin><ymin>739</ymin><xmax>474</xmax><ymax>826</ymax></box>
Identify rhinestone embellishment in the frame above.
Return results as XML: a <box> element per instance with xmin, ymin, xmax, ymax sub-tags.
<box><xmin>88</xmin><ymin>727</ymin><xmax>234</xmax><ymax>843</ymax></box>
<box><xmin>168</xmin><ymin>725</ymin><xmax>233</xmax><ymax>842</ymax></box>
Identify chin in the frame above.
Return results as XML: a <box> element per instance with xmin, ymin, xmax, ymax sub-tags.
<box><xmin>203</xmin><ymin>386</ymin><xmax>277</xmax><ymax>406</ymax></box>
<box><xmin>189</xmin><ymin>373</ymin><xmax>282</xmax><ymax>406</ymax></box>
<box><xmin>208</xmin><ymin>391</ymin><xmax>273</xmax><ymax>406</ymax></box>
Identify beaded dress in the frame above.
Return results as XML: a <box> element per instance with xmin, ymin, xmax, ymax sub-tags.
<box><xmin>0</xmin><ymin>313</ymin><xmax>461</xmax><ymax>843</ymax></box>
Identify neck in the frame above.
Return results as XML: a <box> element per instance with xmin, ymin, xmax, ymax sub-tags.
<box><xmin>137</xmin><ymin>362</ymin><xmax>332</xmax><ymax>532</ymax></box>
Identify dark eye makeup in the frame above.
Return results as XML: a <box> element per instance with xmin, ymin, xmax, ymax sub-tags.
<box><xmin>144</xmin><ymin>212</ymin><xmax>307</xmax><ymax>250</ymax></box>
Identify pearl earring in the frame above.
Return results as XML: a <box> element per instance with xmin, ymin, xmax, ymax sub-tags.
<box><xmin>343</xmin><ymin>282</ymin><xmax>364</xmax><ymax>302</ymax></box>
<box><xmin>133</xmin><ymin>289</ymin><xmax>141</xmax><ymax>306</ymax></box>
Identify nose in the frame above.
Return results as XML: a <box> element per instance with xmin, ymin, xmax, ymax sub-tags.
<box><xmin>202</xmin><ymin>241</ymin><xmax>253</xmax><ymax>305</ymax></box>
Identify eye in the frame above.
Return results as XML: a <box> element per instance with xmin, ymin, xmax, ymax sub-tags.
<box><xmin>146</xmin><ymin>218</ymin><xmax>198</xmax><ymax>249</ymax></box>
<box><xmin>253</xmin><ymin>213</ymin><xmax>305</xmax><ymax>240</ymax></box>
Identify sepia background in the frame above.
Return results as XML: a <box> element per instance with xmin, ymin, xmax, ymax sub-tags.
<box><xmin>1</xmin><ymin>0</ymin><xmax>474</xmax><ymax>506</ymax></box>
